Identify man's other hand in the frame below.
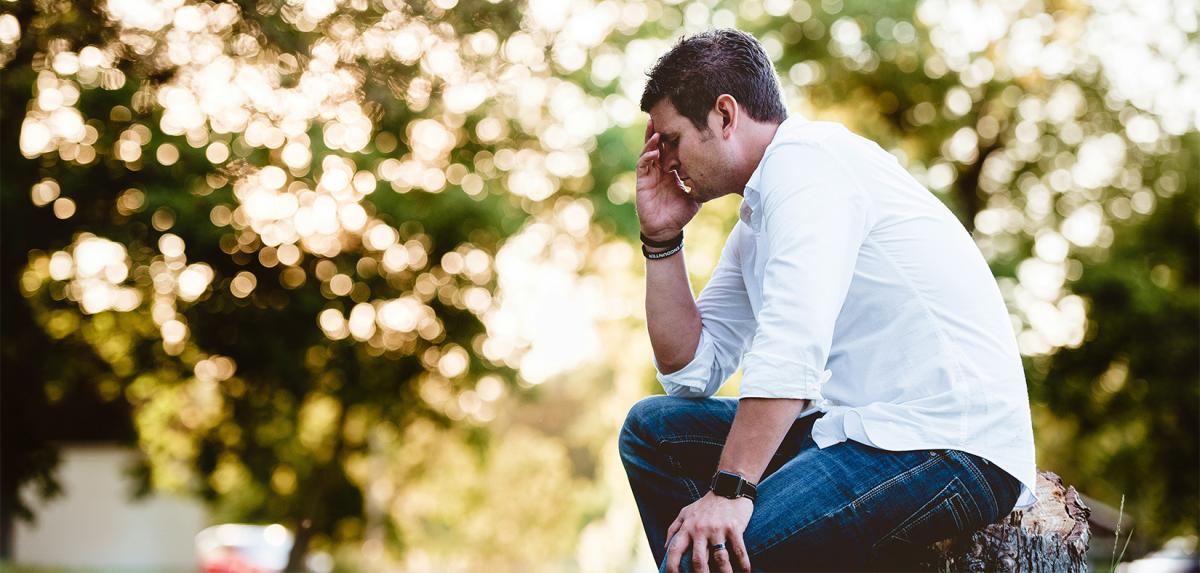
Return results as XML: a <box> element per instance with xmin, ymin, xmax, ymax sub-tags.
<box><xmin>664</xmin><ymin>491</ymin><xmax>754</xmax><ymax>573</ymax></box>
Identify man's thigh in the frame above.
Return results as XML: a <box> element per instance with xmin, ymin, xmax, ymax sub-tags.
<box><xmin>744</xmin><ymin>441</ymin><xmax>1001</xmax><ymax>571</ymax></box>
<box><xmin>627</xmin><ymin>396</ymin><xmax>825</xmax><ymax>486</ymax></box>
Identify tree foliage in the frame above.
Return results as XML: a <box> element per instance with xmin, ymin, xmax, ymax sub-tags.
<box><xmin>4</xmin><ymin>0</ymin><xmax>605</xmax><ymax>566</ymax></box>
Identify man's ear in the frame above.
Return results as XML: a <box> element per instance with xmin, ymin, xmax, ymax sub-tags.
<box><xmin>714</xmin><ymin>94</ymin><xmax>738</xmax><ymax>139</ymax></box>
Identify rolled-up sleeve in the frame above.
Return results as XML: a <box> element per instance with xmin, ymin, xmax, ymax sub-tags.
<box><xmin>653</xmin><ymin>226</ymin><xmax>757</xmax><ymax>398</ymax></box>
<box><xmin>739</xmin><ymin>142</ymin><xmax>872</xmax><ymax>401</ymax></box>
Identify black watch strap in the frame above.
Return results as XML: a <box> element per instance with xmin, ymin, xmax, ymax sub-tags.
<box><xmin>710</xmin><ymin>470</ymin><xmax>757</xmax><ymax>502</ymax></box>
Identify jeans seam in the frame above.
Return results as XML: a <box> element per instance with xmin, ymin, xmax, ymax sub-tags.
<box><xmin>951</xmin><ymin>450</ymin><xmax>998</xmax><ymax>521</ymax></box>
<box><xmin>663</xmin><ymin>450</ymin><xmax>703</xmax><ymax>499</ymax></box>
<box><xmin>851</xmin><ymin>453</ymin><xmax>943</xmax><ymax>511</ymax></box>
<box><xmin>659</xmin><ymin>435</ymin><xmax>725</xmax><ymax>447</ymax></box>
<box><xmin>658</xmin><ymin>436</ymin><xmax>711</xmax><ymax>500</ymax></box>
<box><xmin>755</xmin><ymin>453</ymin><xmax>944</xmax><ymax>555</ymax></box>
<box><xmin>871</xmin><ymin>479</ymin><xmax>965</xmax><ymax>551</ymax></box>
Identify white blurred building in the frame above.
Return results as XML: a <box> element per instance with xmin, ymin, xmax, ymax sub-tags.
<box><xmin>14</xmin><ymin>444</ymin><xmax>208</xmax><ymax>570</ymax></box>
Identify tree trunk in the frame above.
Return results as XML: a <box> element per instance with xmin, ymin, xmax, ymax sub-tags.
<box><xmin>915</xmin><ymin>471</ymin><xmax>1092</xmax><ymax>572</ymax></box>
<box><xmin>285</xmin><ymin>517</ymin><xmax>313</xmax><ymax>572</ymax></box>
<box><xmin>0</xmin><ymin>505</ymin><xmax>12</xmax><ymax>559</ymax></box>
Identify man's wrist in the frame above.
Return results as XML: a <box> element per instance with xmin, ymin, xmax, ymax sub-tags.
<box><xmin>704</xmin><ymin>490</ymin><xmax>754</xmax><ymax>505</ymax></box>
<box><xmin>640</xmin><ymin>229</ymin><xmax>684</xmax><ymax>260</ymax></box>
<box><xmin>710</xmin><ymin>470</ymin><xmax>758</xmax><ymax>502</ymax></box>
<box><xmin>640</xmin><ymin>229</ymin><xmax>683</xmax><ymax>246</ymax></box>
<box><xmin>642</xmin><ymin>242</ymin><xmax>684</xmax><ymax>260</ymax></box>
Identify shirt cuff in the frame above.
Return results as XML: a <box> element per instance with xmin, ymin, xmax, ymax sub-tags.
<box><xmin>652</xmin><ymin>328</ymin><xmax>717</xmax><ymax>397</ymax></box>
<box><xmin>739</xmin><ymin>351</ymin><xmax>831</xmax><ymax>400</ymax></box>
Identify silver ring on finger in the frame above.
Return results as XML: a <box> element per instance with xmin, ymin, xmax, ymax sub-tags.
<box><xmin>709</xmin><ymin>542</ymin><xmax>726</xmax><ymax>552</ymax></box>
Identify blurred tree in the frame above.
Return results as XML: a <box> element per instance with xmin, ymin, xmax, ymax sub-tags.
<box><xmin>1035</xmin><ymin>139</ymin><xmax>1198</xmax><ymax>542</ymax></box>
<box><xmin>2</xmin><ymin>0</ymin><xmax>607</xmax><ymax>567</ymax></box>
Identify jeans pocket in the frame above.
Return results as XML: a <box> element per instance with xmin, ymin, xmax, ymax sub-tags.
<box><xmin>871</xmin><ymin>477</ymin><xmax>972</xmax><ymax>552</ymax></box>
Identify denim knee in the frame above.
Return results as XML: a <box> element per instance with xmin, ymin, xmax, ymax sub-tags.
<box><xmin>619</xmin><ymin>395</ymin><xmax>677</xmax><ymax>460</ymax></box>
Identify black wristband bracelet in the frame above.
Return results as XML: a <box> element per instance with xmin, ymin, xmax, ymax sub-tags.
<box><xmin>642</xmin><ymin>241</ymin><xmax>683</xmax><ymax>260</ymax></box>
<box><xmin>640</xmin><ymin>230</ymin><xmax>683</xmax><ymax>248</ymax></box>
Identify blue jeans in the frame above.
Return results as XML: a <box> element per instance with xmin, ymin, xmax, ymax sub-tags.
<box><xmin>618</xmin><ymin>396</ymin><xmax>1021</xmax><ymax>572</ymax></box>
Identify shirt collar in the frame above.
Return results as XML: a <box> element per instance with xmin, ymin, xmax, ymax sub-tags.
<box><xmin>738</xmin><ymin>114</ymin><xmax>808</xmax><ymax>232</ymax></box>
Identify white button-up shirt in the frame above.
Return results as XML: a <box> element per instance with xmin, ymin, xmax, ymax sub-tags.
<box><xmin>652</xmin><ymin>116</ymin><xmax>1038</xmax><ymax>509</ymax></box>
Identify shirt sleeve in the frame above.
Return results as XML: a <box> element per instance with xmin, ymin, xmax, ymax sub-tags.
<box><xmin>739</xmin><ymin>142</ymin><xmax>872</xmax><ymax>401</ymax></box>
<box><xmin>652</xmin><ymin>225</ymin><xmax>758</xmax><ymax>398</ymax></box>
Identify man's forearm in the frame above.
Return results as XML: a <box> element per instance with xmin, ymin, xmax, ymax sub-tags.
<box><xmin>645</xmin><ymin>249</ymin><xmax>701</xmax><ymax>373</ymax></box>
<box><xmin>718</xmin><ymin>398</ymin><xmax>812</xmax><ymax>484</ymax></box>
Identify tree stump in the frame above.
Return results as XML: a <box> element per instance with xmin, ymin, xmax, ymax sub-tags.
<box><xmin>915</xmin><ymin>471</ymin><xmax>1092</xmax><ymax>572</ymax></box>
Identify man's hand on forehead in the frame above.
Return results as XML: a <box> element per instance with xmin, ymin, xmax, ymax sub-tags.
<box><xmin>645</xmin><ymin>117</ymin><xmax>681</xmax><ymax>179</ymax></box>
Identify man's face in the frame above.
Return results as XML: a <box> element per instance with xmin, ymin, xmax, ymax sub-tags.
<box><xmin>647</xmin><ymin>99</ymin><xmax>737</xmax><ymax>203</ymax></box>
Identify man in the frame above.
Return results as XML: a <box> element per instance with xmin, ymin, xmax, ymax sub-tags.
<box><xmin>618</xmin><ymin>29</ymin><xmax>1038</xmax><ymax>573</ymax></box>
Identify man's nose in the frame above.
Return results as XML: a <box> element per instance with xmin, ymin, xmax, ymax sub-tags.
<box><xmin>660</xmin><ymin>144</ymin><xmax>681</xmax><ymax>173</ymax></box>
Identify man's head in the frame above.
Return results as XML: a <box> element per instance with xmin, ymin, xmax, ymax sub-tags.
<box><xmin>640</xmin><ymin>29</ymin><xmax>788</xmax><ymax>202</ymax></box>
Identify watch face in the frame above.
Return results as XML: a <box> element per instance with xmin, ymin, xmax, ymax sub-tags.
<box><xmin>712</xmin><ymin>471</ymin><xmax>742</xmax><ymax>496</ymax></box>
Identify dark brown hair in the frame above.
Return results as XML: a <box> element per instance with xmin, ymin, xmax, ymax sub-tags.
<box><xmin>640</xmin><ymin>29</ymin><xmax>787</xmax><ymax>132</ymax></box>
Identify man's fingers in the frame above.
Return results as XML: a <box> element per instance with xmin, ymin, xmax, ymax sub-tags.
<box><xmin>729</xmin><ymin>534</ymin><xmax>752</xmax><ymax>572</ymax></box>
<box><xmin>641</xmin><ymin>131</ymin><xmax>660</xmax><ymax>155</ymax></box>
<box><xmin>636</xmin><ymin>148</ymin><xmax>660</xmax><ymax>174</ymax></box>
<box><xmin>708</xmin><ymin>536</ymin><xmax>732</xmax><ymax>573</ymax></box>
<box><xmin>711</xmin><ymin>543</ymin><xmax>734</xmax><ymax>573</ymax></box>
<box><xmin>691</xmin><ymin>536</ymin><xmax>710</xmax><ymax>573</ymax></box>
<box><xmin>665</xmin><ymin>517</ymin><xmax>683</xmax><ymax>550</ymax></box>
<box><xmin>665</xmin><ymin>531</ymin><xmax>689</xmax><ymax>573</ymax></box>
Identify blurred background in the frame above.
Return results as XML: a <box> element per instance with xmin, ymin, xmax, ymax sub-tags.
<box><xmin>1</xmin><ymin>0</ymin><xmax>1196</xmax><ymax>571</ymax></box>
